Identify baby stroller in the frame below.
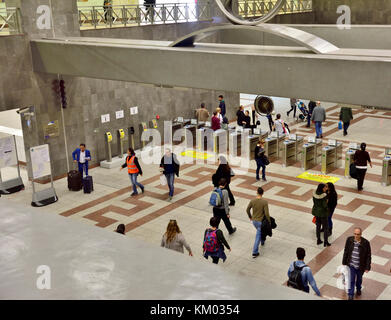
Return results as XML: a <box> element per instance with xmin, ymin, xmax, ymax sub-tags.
<box><xmin>297</xmin><ymin>102</ymin><xmax>308</xmax><ymax>121</ymax></box>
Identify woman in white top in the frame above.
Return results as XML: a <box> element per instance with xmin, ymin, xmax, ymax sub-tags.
<box><xmin>216</xmin><ymin>107</ymin><xmax>224</xmax><ymax>124</ymax></box>
<box><xmin>272</xmin><ymin>113</ymin><xmax>286</xmax><ymax>135</ymax></box>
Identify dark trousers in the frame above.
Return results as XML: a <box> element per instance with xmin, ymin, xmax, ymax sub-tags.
<box><xmin>328</xmin><ymin>208</ymin><xmax>335</xmax><ymax>230</ymax></box>
<box><xmin>255</xmin><ymin>158</ymin><xmax>266</xmax><ymax>180</ymax></box>
<box><xmin>343</xmin><ymin>121</ymin><xmax>350</xmax><ymax>135</ymax></box>
<box><xmin>307</xmin><ymin>113</ymin><xmax>312</xmax><ymax>127</ymax></box>
<box><xmin>267</xmin><ymin>116</ymin><xmax>274</xmax><ymax>131</ymax></box>
<box><xmin>78</xmin><ymin>162</ymin><xmax>88</xmax><ymax>176</ymax></box>
<box><xmin>349</xmin><ymin>266</ymin><xmax>363</xmax><ymax>297</ymax></box>
<box><xmin>356</xmin><ymin>168</ymin><xmax>367</xmax><ymax>190</ymax></box>
<box><xmin>287</xmin><ymin>104</ymin><xmax>296</xmax><ymax>117</ymax></box>
<box><xmin>212</xmin><ymin>256</ymin><xmax>219</xmax><ymax>264</ymax></box>
<box><xmin>225</xmin><ymin>184</ymin><xmax>235</xmax><ymax>205</ymax></box>
<box><xmin>316</xmin><ymin>216</ymin><xmax>328</xmax><ymax>242</ymax></box>
<box><xmin>213</xmin><ymin>207</ymin><xmax>234</xmax><ymax>233</ymax></box>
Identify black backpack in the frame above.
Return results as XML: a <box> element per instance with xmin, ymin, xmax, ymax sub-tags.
<box><xmin>287</xmin><ymin>262</ymin><xmax>307</xmax><ymax>291</ymax></box>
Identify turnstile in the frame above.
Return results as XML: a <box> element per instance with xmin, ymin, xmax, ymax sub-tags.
<box><xmin>171</xmin><ymin>121</ymin><xmax>183</xmax><ymax>145</ymax></box>
<box><xmin>302</xmin><ymin>143</ymin><xmax>316</xmax><ymax>170</ymax></box>
<box><xmin>382</xmin><ymin>148</ymin><xmax>391</xmax><ymax>186</ymax></box>
<box><xmin>247</xmin><ymin>131</ymin><xmax>268</xmax><ymax>160</ymax></box>
<box><xmin>283</xmin><ymin>134</ymin><xmax>304</xmax><ymax>167</ymax></box>
<box><xmin>229</xmin><ymin>130</ymin><xmax>242</xmax><ymax>157</ymax></box>
<box><xmin>197</xmin><ymin>127</ymin><xmax>214</xmax><ymax>152</ymax></box>
<box><xmin>213</xmin><ymin>129</ymin><xmax>228</xmax><ymax>154</ymax></box>
<box><xmin>183</xmin><ymin>124</ymin><xmax>197</xmax><ymax>148</ymax></box>
<box><xmin>264</xmin><ymin>137</ymin><xmax>278</xmax><ymax>161</ymax></box>
<box><xmin>344</xmin><ymin>143</ymin><xmax>360</xmax><ymax>178</ymax></box>
<box><xmin>321</xmin><ymin>141</ymin><xmax>343</xmax><ymax>174</ymax></box>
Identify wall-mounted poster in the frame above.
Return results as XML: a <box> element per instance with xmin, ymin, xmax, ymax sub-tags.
<box><xmin>43</xmin><ymin>120</ymin><xmax>60</xmax><ymax>139</ymax></box>
<box><xmin>0</xmin><ymin>135</ymin><xmax>17</xmax><ymax>169</ymax></box>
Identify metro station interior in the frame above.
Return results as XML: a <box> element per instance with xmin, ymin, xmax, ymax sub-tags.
<box><xmin>1</xmin><ymin>0</ymin><xmax>391</xmax><ymax>302</ymax></box>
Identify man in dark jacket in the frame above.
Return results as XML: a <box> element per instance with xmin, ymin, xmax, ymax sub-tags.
<box><xmin>342</xmin><ymin>227</ymin><xmax>371</xmax><ymax>300</ymax></box>
<box><xmin>218</xmin><ymin>95</ymin><xmax>226</xmax><ymax>118</ymax></box>
<box><xmin>307</xmin><ymin>101</ymin><xmax>316</xmax><ymax>127</ymax></box>
<box><xmin>339</xmin><ymin>106</ymin><xmax>353</xmax><ymax>136</ymax></box>
<box><xmin>160</xmin><ymin>149</ymin><xmax>180</xmax><ymax>200</ymax></box>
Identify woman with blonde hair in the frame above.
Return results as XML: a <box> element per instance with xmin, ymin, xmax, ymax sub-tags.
<box><xmin>161</xmin><ymin>220</ymin><xmax>193</xmax><ymax>256</ymax></box>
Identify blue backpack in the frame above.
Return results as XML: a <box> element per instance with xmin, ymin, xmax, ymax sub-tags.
<box><xmin>209</xmin><ymin>188</ymin><xmax>223</xmax><ymax>207</ymax></box>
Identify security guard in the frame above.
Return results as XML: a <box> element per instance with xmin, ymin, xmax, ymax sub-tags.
<box><xmin>120</xmin><ymin>148</ymin><xmax>144</xmax><ymax>196</ymax></box>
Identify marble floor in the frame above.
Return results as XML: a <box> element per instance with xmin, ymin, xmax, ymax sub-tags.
<box><xmin>2</xmin><ymin>102</ymin><xmax>391</xmax><ymax>300</ymax></box>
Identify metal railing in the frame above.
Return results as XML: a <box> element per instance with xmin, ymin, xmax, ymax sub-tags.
<box><xmin>78</xmin><ymin>2</ymin><xmax>214</xmax><ymax>29</ymax></box>
<box><xmin>237</xmin><ymin>0</ymin><xmax>312</xmax><ymax>18</ymax></box>
<box><xmin>0</xmin><ymin>7</ymin><xmax>22</xmax><ymax>35</ymax></box>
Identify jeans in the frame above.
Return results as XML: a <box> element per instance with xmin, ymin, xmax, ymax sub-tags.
<box><xmin>349</xmin><ymin>266</ymin><xmax>363</xmax><ymax>297</ymax></box>
<box><xmin>165</xmin><ymin>173</ymin><xmax>175</xmax><ymax>197</ymax></box>
<box><xmin>315</xmin><ymin>121</ymin><xmax>323</xmax><ymax>138</ymax></box>
<box><xmin>255</xmin><ymin>158</ymin><xmax>266</xmax><ymax>180</ymax></box>
<box><xmin>328</xmin><ymin>208</ymin><xmax>335</xmax><ymax>230</ymax></box>
<box><xmin>343</xmin><ymin>121</ymin><xmax>350</xmax><ymax>135</ymax></box>
<box><xmin>252</xmin><ymin>220</ymin><xmax>263</xmax><ymax>254</ymax></box>
<box><xmin>356</xmin><ymin>168</ymin><xmax>367</xmax><ymax>190</ymax></box>
<box><xmin>316</xmin><ymin>216</ymin><xmax>328</xmax><ymax>242</ymax></box>
<box><xmin>129</xmin><ymin>173</ymin><xmax>144</xmax><ymax>194</ymax></box>
<box><xmin>78</xmin><ymin>162</ymin><xmax>88</xmax><ymax>176</ymax></box>
<box><xmin>213</xmin><ymin>207</ymin><xmax>234</xmax><ymax>234</ymax></box>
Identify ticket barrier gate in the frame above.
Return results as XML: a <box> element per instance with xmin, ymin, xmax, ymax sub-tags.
<box><xmin>168</xmin><ymin>121</ymin><xmax>184</xmax><ymax>146</ymax></box>
<box><xmin>344</xmin><ymin>143</ymin><xmax>360</xmax><ymax>178</ymax></box>
<box><xmin>183</xmin><ymin>122</ymin><xmax>197</xmax><ymax>148</ymax></box>
<box><xmin>229</xmin><ymin>130</ymin><xmax>242</xmax><ymax>157</ymax></box>
<box><xmin>302</xmin><ymin>143</ymin><xmax>316</xmax><ymax>170</ymax></box>
<box><xmin>213</xmin><ymin>129</ymin><xmax>228</xmax><ymax>154</ymax></box>
<box><xmin>282</xmin><ymin>135</ymin><xmax>304</xmax><ymax>167</ymax></box>
<box><xmin>265</xmin><ymin>132</ymin><xmax>285</xmax><ymax>161</ymax></box>
<box><xmin>248</xmin><ymin>131</ymin><xmax>268</xmax><ymax>160</ymax></box>
<box><xmin>321</xmin><ymin>141</ymin><xmax>343</xmax><ymax>174</ymax></box>
<box><xmin>197</xmin><ymin>127</ymin><xmax>214</xmax><ymax>152</ymax></box>
<box><xmin>381</xmin><ymin>148</ymin><xmax>391</xmax><ymax>186</ymax></box>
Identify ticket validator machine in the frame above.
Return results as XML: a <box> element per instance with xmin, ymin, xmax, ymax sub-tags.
<box><xmin>118</xmin><ymin>129</ymin><xmax>125</xmax><ymax>158</ymax></box>
<box><xmin>321</xmin><ymin>139</ymin><xmax>343</xmax><ymax>174</ymax></box>
<box><xmin>105</xmin><ymin>131</ymin><xmax>113</xmax><ymax>162</ymax></box>
<box><xmin>344</xmin><ymin>142</ymin><xmax>360</xmax><ymax>178</ymax></box>
<box><xmin>196</xmin><ymin>126</ymin><xmax>214</xmax><ymax>152</ymax></box>
<box><xmin>301</xmin><ymin>136</ymin><xmax>322</xmax><ymax>170</ymax></box>
<box><xmin>214</xmin><ymin>128</ymin><xmax>228</xmax><ymax>154</ymax></box>
<box><xmin>183</xmin><ymin>119</ymin><xmax>198</xmax><ymax>148</ymax></box>
<box><xmin>170</xmin><ymin>118</ymin><xmax>183</xmax><ymax>146</ymax></box>
<box><xmin>265</xmin><ymin>131</ymin><xmax>285</xmax><ymax>162</ymax></box>
<box><xmin>381</xmin><ymin>148</ymin><xmax>391</xmax><ymax>186</ymax></box>
<box><xmin>247</xmin><ymin>128</ymin><xmax>268</xmax><ymax>160</ymax></box>
<box><xmin>282</xmin><ymin>134</ymin><xmax>304</xmax><ymax>167</ymax></box>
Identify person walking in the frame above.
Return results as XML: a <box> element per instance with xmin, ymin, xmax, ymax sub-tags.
<box><xmin>215</xmin><ymin>156</ymin><xmax>235</xmax><ymax>206</ymax></box>
<box><xmin>144</xmin><ymin>0</ymin><xmax>156</xmax><ymax>22</ymax></box>
<box><xmin>103</xmin><ymin>0</ymin><xmax>113</xmax><ymax>23</ymax></box>
<box><xmin>236</xmin><ymin>105</ymin><xmax>246</xmax><ymax>127</ymax></box>
<box><xmin>342</xmin><ymin>227</ymin><xmax>372</xmax><ymax>300</ymax></box>
<box><xmin>203</xmin><ymin>216</ymin><xmax>231</xmax><ymax>264</ymax></box>
<box><xmin>326</xmin><ymin>182</ymin><xmax>337</xmax><ymax>236</ymax></box>
<box><xmin>287</xmin><ymin>247</ymin><xmax>321</xmax><ymax>296</ymax></box>
<box><xmin>211</xmin><ymin>111</ymin><xmax>221</xmax><ymax>131</ymax></box>
<box><xmin>287</xmin><ymin>98</ymin><xmax>297</xmax><ymax>117</ymax></box>
<box><xmin>196</xmin><ymin>103</ymin><xmax>210</xmax><ymax>122</ymax></box>
<box><xmin>211</xmin><ymin>178</ymin><xmax>237</xmax><ymax>235</ymax></box>
<box><xmin>266</xmin><ymin>113</ymin><xmax>274</xmax><ymax>132</ymax></box>
<box><xmin>72</xmin><ymin>143</ymin><xmax>91</xmax><ymax>177</ymax></box>
<box><xmin>161</xmin><ymin>220</ymin><xmax>193</xmax><ymax>256</ymax></box>
<box><xmin>312</xmin><ymin>183</ymin><xmax>331</xmax><ymax>247</ymax></box>
<box><xmin>120</xmin><ymin>148</ymin><xmax>144</xmax><ymax>196</ymax></box>
<box><xmin>307</xmin><ymin>100</ymin><xmax>316</xmax><ymax>127</ymax></box>
<box><xmin>311</xmin><ymin>101</ymin><xmax>326</xmax><ymax>138</ymax></box>
<box><xmin>272</xmin><ymin>113</ymin><xmax>286</xmax><ymax>135</ymax></box>
<box><xmin>160</xmin><ymin>149</ymin><xmax>180</xmax><ymax>200</ymax></box>
<box><xmin>254</xmin><ymin>138</ymin><xmax>267</xmax><ymax>181</ymax></box>
<box><xmin>246</xmin><ymin>187</ymin><xmax>271</xmax><ymax>258</ymax></box>
<box><xmin>218</xmin><ymin>95</ymin><xmax>226</xmax><ymax>118</ymax></box>
<box><xmin>353</xmin><ymin>143</ymin><xmax>372</xmax><ymax>191</ymax></box>
<box><xmin>339</xmin><ymin>106</ymin><xmax>353</xmax><ymax>136</ymax></box>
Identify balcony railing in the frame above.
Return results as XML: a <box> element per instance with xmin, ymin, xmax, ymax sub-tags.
<box><xmin>237</xmin><ymin>0</ymin><xmax>312</xmax><ymax>18</ymax></box>
<box><xmin>0</xmin><ymin>7</ymin><xmax>22</xmax><ymax>36</ymax></box>
<box><xmin>78</xmin><ymin>2</ymin><xmax>214</xmax><ymax>29</ymax></box>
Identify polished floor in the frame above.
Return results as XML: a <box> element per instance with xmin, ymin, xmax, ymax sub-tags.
<box><xmin>3</xmin><ymin>102</ymin><xmax>391</xmax><ymax>300</ymax></box>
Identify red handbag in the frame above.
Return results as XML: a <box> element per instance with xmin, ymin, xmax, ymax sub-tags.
<box><xmin>312</xmin><ymin>216</ymin><xmax>316</xmax><ymax>224</ymax></box>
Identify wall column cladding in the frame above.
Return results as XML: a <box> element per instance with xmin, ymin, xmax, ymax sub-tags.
<box><xmin>1</xmin><ymin>0</ymin><xmax>239</xmax><ymax>178</ymax></box>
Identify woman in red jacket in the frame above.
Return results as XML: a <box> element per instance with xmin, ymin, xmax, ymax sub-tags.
<box><xmin>211</xmin><ymin>111</ymin><xmax>221</xmax><ymax>131</ymax></box>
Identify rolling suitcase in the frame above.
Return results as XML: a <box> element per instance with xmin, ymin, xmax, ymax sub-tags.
<box><xmin>83</xmin><ymin>175</ymin><xmax>94</xmax><ymax>194</ymax></box>
<box><xmin>68</xmin><ymin>170</ymin><xmax>82</xmax><ymax>191</ymax></box>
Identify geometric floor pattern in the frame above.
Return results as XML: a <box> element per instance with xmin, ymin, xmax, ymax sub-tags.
<box><xmin>4</xmin><ymin>103</ymin><xmax>391</xmax><ymax>300</ymax></box>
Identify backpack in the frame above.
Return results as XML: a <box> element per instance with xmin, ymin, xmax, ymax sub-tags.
<box><xmin>287</xmin><ymin>262</ymin><xmax>307</xmax><ymax>291</ymax></box>
<box><xmin>203</xmin><ymin>229</ymin><xmax>219</xmax><ymax>253</ymax></box>
<box><xmin>209</xmin><ymin>188</ymin><xmax>223</xmax><ymax>207</ymax></box>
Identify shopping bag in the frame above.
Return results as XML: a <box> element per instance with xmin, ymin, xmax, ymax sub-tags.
<box><xmin>338</xmin><ymin>121</ymin><xmax>343</xmax><ymax>130</ymax></box>
<box><xmin>160</xmin><ymin>174</ymin><xmax>167</xmax><ymax>186</ymax></box>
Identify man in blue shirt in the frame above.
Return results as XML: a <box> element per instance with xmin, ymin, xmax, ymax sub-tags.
<box><xmin>218</xmin><ymin>95</ymin><xmax>226</xmax><ymax>118</ymax></box>
<box><xmin>287</xmin><ymin>247</ymin><xmax>321</xmax><ymax>296</ymax></box>
<box><xmin>72</xmin><ymin>143</ymin><xmax>91</xmax><ymax>176</ymax></box>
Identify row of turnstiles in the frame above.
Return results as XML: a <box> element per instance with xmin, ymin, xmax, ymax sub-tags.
<box><xmin>104</xmin><ymin>117</ymin><xmax>391</xmax><ymax>187</ymax></box>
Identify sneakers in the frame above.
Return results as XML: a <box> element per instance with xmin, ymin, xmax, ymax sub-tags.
<box><xmin>317</xmin><ymin>239</ymin><xmax>323</xmax><ymax>245</ymax></box>
<box><xmin>229</xmin><ymin>227</ymin><xmax>237</xmax><ymax>235</ymax></box>
<box><xmin>252</xmin><ymin>253</ymin><xmax>260</xmax><ymax>258</ymax></box>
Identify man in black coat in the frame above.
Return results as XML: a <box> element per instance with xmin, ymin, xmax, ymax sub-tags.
<box><xmin>342</xmin><ymin>227</ymin><xmax>371</xmax><ymax>300</ymax></box>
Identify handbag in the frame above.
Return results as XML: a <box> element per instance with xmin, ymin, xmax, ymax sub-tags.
<box><xmin>349</xmin><ymin>163</ymin><xmax>358</xmax><ymax>179</ymax></box>
<box><xmin>312</xmin><ymin>216</ymin><xmax>316</xmax><ymax>224</ymax></box>
<box><xmin>338</xmin><ymin>121</ymin><xmax>343</xmax><ymax>130</ymax></box>
<box><xmin>263</xmin><ymin>155</ymin><xmax>270</xmax><ymax>166</ymax></box>
<box><xmin>160</xmin><ymin>174</ymin><xmax>167</xmax><ymax>186</ymax></box>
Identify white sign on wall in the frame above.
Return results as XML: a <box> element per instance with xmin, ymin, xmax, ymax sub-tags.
<box><xmin>0</xmin><ymin>136</ymin><xmax>17</xmax><ymax>169</ymax></box>
<box><xmin>116</xmin><ymin>110</ymin><xmax>124</xmax><ymax>119</ymax></box>
<box><xmin>30</xmin><ymin>144</ymin><xmax>51</xmax><ymax>179</ymax></box>
<box><xmin>101</xmin><ymin>114</ymin><xmax>110</xmax><ymax>123</ymax></box>
<box><xmin>130</xmin><ymin>106</ymin><xmax>139</xmax><ymax>115</ymax></box>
